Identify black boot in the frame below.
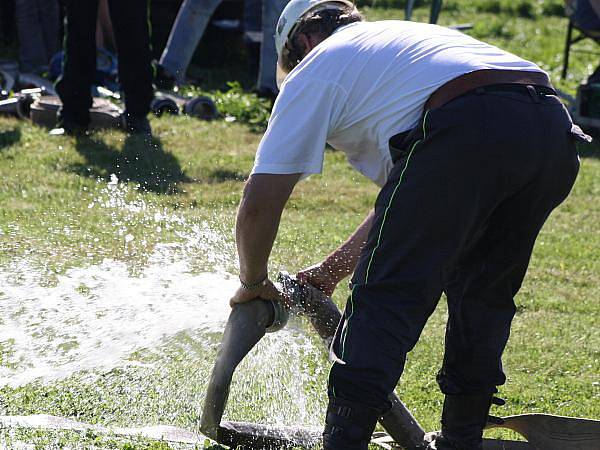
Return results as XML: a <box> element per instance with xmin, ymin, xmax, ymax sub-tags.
<box><xmin>154</xmin><ymin>63</ymin><xmax>176</xmax><ymax>91</ymax></box>
<box><xmin>121</xmin><ymin>112</ymin><xmax>152</xmax><ymax>138</ymax></box>
<box><xmin>427</xmin><ymin>394</ymin><xmax>494</xmax><ymax>450</ymax></box>
<box><xmin>322</xmin><ymin>397</ymin><xmax>385</xmax><ymax>450</ymax></box>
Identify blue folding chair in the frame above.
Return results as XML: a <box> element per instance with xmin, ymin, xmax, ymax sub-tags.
<box><xmin>562</xmin><ymin>0</ymin><xmax>600</xmax><ymax>79</ymax></box>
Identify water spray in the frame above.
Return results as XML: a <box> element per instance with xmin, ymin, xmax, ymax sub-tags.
<box><xmin>199</xmin><ymin>298</ymin><xmax>312</xmax><ymax>449</ymax></box>
<box><xmin>200</xmin><ymin>273</ymin><xmax>600</xmax><ymax>449</ymax></box>
<box><xmin>200</xmin><ymin>273</ymin><xmax>427</xmax><ymax>449</ymax></box>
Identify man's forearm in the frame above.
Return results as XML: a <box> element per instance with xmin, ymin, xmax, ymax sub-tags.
<box><xmin>235</xmin><ymin>174</ymin><xmax>301</xmax><ymax>284</ymax></box>
<box><xmin>236</xmin><ymin>201</ymin><xmax>282</xmax><ymax>283</ymax></box>
<box><xmin>322</xmin><ymin>210</ymin><xmax>375</xmax><ymax>281</ymax></box>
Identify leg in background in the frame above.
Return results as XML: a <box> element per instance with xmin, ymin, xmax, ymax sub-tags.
<box><xmin>243</xmin><ymin>0</ymin><xmax>262</xmax><ymax>74</ymax></box>
<box><xmin>158</xmin><ymin>0</ymin><xmax>223</xmax><ymax>85</ymax></box>
<box><xmin>108</xmin><ymin>0</ymin><xmax>153</xmax><ymax>134</ymax></box>
<box><xmin>55</xmin><ymin>0</ymin><xmax>98</xmax><ymax>130</ymax></box>
<box><xmin>16</xmin><ymin>0</ymin><xmax>51</xmax><ymax>73</ymax></box>
<box><xmin>257</xmin><ymin>0</ymin><xmax>289</xmax><ymax>95</ymax></box>
<box><xmin>37</xmin><ymin>0</ymin><xmax>60</xmax><ymax>64</ymax></box>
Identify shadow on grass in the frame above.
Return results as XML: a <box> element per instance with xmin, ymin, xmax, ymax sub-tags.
<box><xmin>207</xmin><ymin>168</ymin><xmax>247</xmax><ymax>183</ymax></box>
<box><xmin>0</xmin><ymin>127</ymin><xmax>21</xmax><ymax>150</ymax></box>
<box><xmin>71</xmin><ymin>134</ymin><xmax>191</xmax><ymax>194</ymax></box>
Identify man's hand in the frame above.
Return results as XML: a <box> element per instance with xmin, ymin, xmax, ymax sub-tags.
<box><xmin>297</xmin><ymin>210</ymin><xmax>376</xmax><ymax>297</ymax></box>
<box><xmin>229</xmin><ymin>278</ymin><xmax>286</xmax><ymax>307</ymax></box>
<box><xmin>297</xmin><ymin>262</ymin><xmax>341</xmax><ymax>297</ymax></box>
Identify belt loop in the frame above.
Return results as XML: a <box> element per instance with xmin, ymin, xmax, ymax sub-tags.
<box><xmin>526</xmin><ymin>85</ymin><xmax>540</xmax><ymax>103</ymax></box>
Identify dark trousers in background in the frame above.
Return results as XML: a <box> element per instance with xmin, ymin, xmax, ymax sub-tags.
<box><xmin>56</xmin><ymin>0</ymin><xmax>153</xmax><ymax>127</ymax></box>
<box><xmin>328</xmin><ymin>87</ymin><xmax>581</xmax><ymax>409</ymax></box>
<box><xmin>16</xmin><ymin>0</ymin><xmax>59</xmax><ymax>73</ymax></box>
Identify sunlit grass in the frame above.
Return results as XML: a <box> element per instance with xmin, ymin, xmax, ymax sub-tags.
<box><xmin>0</xmin><ymin>2</ymin><xmax>599</xmax><ymax>449</ymax></box>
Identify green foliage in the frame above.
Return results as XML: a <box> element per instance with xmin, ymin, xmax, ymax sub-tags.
<box><xmin>145</xmin><ymin>443</ymin><xmax>173</xmax><ymax>450</ymax></box>
<box><xmin>468</xmin><ymin>0</ymin><xmax>536</xmax><ymax>18</ymax></box>
<box><xmin>540</xmin><ymin>0</ymin><xmax>568</xmax><ymax>16</ymax></box>
<box><xmin>356</xmin><ymin>0</ymin><xmax>566</xmax><ymax>18</ymax></box>
<box><xmin>472</xmin><ymin>17</ymin><xmax>515</xmax><ymax>39</ymax></box>
<box><xmin>182</xmin><ymin>82</ymin><xmax>272</xmax><ymax>132</ymax></box>
<box><xmin>212</xmin><ymin>82</ymin><xmax>272</xmax><ymax>131</ymax></box>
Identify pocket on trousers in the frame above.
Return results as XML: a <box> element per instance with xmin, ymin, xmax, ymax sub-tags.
<box><xmin>389</xmin><ymin>127</ymin><xmax>423</xmax><ymax>164</ymax></box>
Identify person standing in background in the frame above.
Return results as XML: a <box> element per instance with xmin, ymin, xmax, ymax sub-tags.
<box><xmin>96</xmin><ymin>0</ymin><xmax>116</xmax><ymax>52</ymax></box>
<box><xmin>15</xmin><ymin>0</ymin><xmax>59</xmax><ymax>74</ymax></box>
<box><xmin>155</xmin><ymin>0</ymin><xmax>224</xmax><ymax>89</ymax></box>
<box><xmin>155</xmin><ymin>0</ymin><xmax>289</xmax><ymax>97</ymax></box>
<box><xmin>53</xmin><ymin>0</ymin><xmax>153</xmax><ymax>137</ymax></box>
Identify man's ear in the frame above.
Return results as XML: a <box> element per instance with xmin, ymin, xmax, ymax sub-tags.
<box><xmin>296</xmin><ymin>33</ymin><xmax>312</xmax><ymax>58</ymax></box>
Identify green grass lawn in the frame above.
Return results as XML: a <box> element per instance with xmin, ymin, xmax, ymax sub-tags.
<box><xmin>0</xmin><ymin>2</ymin><xmax>599</xmax><ymax>449</ymax></box>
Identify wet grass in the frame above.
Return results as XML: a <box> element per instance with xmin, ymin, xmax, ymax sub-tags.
<box><xmin>0</xmin><ymin>2</ymin><xmax>599</xmax><ymax>449</ymax></box>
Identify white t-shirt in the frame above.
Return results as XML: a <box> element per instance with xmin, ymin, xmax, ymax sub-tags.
<box><xmin>252</xmin><ymin>20</ymin><xmax>545</xmax><ymax>186</ymax></box>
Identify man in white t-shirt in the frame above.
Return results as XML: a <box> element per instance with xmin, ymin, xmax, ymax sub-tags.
<box><xmin>229</xmin><ymin>1</ymin><xmax>584</xmax><ymax>449</ymax></box>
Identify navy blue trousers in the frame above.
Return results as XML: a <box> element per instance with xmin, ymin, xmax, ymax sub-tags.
<box><xmin>56</xmin><ymin>0</ymin><xmax>153</xmax><ymax>127</ymax></box>
<box><xmin>328</xmin><ymin>86</ymin><xmax>581</xmax><ymax>409</ymax></box>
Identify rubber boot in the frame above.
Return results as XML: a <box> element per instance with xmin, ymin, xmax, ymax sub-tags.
<box><xmin>322</xmin><ymin>397</ymin><xmax>385</xmax><ymax>450</ymax></box>
<box><xmin>427</xmin><ymin>394</ymin><xmax>493</xmax><ymax>450</ymax></box>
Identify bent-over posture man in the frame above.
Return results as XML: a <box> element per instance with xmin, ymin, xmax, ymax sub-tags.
<box><xmin>230</xmin><ymin>1</ymin><xmax>584</xmax><ymax>449</ymax></box>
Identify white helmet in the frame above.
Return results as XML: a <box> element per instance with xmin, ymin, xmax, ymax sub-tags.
<box><xmin>275</xmin><ymin>0</ymin><xmax>356</xmax><ymax>87</ymax></box>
